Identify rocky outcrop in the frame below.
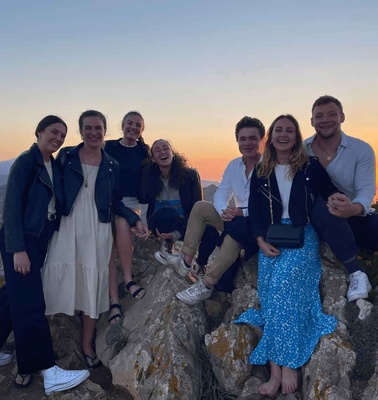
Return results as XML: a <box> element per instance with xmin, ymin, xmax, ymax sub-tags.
<box><xmin>3</xmin><ymin>233</ymin><xmax>377</xmax><ymax>399</ymax></box>
<box><xmin>92</xmin><ymin>238</ymin><xmax>378</xmax><ymax>399</ymax></box>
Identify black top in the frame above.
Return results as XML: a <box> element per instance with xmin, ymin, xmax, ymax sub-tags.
<box><xmin>104</xmin><ymin>139</ymin><xmax>149</xmax><ymax>198</ymax></box>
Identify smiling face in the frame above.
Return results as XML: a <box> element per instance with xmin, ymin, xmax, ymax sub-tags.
<box><xmin>81</xmin><ymin>116</ymin><xmax>106</xmax><ymax>149</ymax></box>
<box><xmin>237</xmin><ymin>127</ymin><xmax>261</xmax><ymax>159</ymax></box>
<box><xmin>271</xmin><ymin>117</ymin><xmax>297</xmax><ymax>158</ymax></box>
<box><xmin>38</xmin><ymin>122</ymin><xmax>67</xmax><ymax>156</ymax></box>
<box><xmin>311</xmin><ymin>102</ymin><xmax>345</xmax><ymax>140</ymax></box>
<box><xmin>151</xmin><ymin>140</ymin><xmax>173</xmax><ymax>169</ymax></box>
<box><xmin>122</xmin><ymin>113</ymin><xmax>144</xmax><ymax>145</ymax></box>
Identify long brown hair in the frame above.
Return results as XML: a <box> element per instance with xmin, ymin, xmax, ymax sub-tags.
<box><xmin>257</xmin><ymin>114</ymin><xmax>309</xmax><ymax>179</ymax></box>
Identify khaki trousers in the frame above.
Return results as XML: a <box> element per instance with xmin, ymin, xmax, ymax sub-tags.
<box><xmin>182</xmin><ymin>201</ymin><xmax>241</xmax><ymax>286</ymax></box>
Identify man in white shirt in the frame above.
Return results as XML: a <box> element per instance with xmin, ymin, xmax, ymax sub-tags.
<box><xmin>305</xmin><ymin>95</ymin><xmax>378</xmax><ymax>302</ymax></box>
<box><xmin>154</xmin><ymin>116</ymin><xmax>265</xmax><ymax>304</ymax></box>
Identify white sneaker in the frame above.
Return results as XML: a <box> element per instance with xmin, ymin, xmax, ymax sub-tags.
<box><xmin>42</xmin><ymin>365</ymin><xmax>90</xmax><ymax>395</ymax></box>
<box><xmin>176</xmin><ymin>280</ymin><xmax>213</xmax><ymax>305</ymax></box>
<box><xmin>0</xmin><ymin>351</ymin><xmax>13</xmax><ymax>366</ymax></box>
<box><xmin>154</xmin><ymin>252</ymin><xmax>191</xmax><ymax>277</ymax></box>
<box><xmin>160</xmin><ymin>240</ymin><xmax>173</xmax><ymax>254</ymax></box>
<box><xmin>347</xmin><ymin>271</ymin><xmax>372</xmax><ymax>302</ymax></box>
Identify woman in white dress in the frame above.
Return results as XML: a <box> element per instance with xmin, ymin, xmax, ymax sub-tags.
<box><xmin>42</xmin><ymin>110</ymin><xmax>148</xmax><ymax>368</ymax></box>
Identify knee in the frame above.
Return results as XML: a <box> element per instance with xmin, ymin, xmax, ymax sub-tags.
<box><xmin>192</xmin><ymin>201</ymin><xmax>214</xmax><ymax>216</ymax></box>
<box><xmin>223</xmin><ymin>234</ymin><xmax>240</xmax><ymax>253</ymax></box>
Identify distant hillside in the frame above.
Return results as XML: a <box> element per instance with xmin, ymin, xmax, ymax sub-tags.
<box><xmin>202</xmin><ymin>180</ymin><xmax>220</xmax><ymax>188</ymax></box>
<box><xmin>0</xmin><ymin>175</ymin><xmax>8</xmax><ymax>187</ymax></box>
<box><xmin>0</xmin><ymin>159</ymin><xmax>14</xmax><ymax>175</ymax></box>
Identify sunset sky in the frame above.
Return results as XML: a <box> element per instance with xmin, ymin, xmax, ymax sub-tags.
<box><xmin>1</xmin><ymin>1</ymin><xmax>377</xmax><ymax>181</ymax></box>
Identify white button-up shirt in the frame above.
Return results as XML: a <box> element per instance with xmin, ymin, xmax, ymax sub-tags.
<box><xmin>214</xmin><ymin>157</ymin><xmax>253</xmax><ymax>217</ymax></box>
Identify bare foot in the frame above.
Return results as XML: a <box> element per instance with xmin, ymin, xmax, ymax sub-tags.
<box><xmin>281</xmin><ymin>366</ymin><xmax>298</xmax><ymax>394</ymax></box>
<box><xmin>259</xmin><ymin>362</ymin><xmax>281</xmax><ymax>397</ymax></box>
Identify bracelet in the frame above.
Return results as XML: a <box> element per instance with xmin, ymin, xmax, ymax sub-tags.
<box><xmin>256</xmin><ymin>237</ymin><xmax>265</xmax><ymax>244</ymax></box>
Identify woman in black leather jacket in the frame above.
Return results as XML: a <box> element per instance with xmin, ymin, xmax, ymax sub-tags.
<box><xmin>0</xmin><ymin>116</ymin><xmax>89</xmax><ymax>394</ymax></box>
<box><xmin>42</xmin><ymin>110</ymin><xmax>148</xmax><ymax>369</ymax></box>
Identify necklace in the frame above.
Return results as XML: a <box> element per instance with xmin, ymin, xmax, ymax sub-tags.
<box><xmin>83</xmin><ymin>163</ymin><xmax>96</xmax><ymax>187</ymax></box>
<box><xmin>120</xmin><ymin>139</ymin><xmax>137</xmax><ymax>148</ymax></box>
<box><xmin>313</xmin><ymin>140</ymin><xmax>335</xmax><ymax>161</ymax></box>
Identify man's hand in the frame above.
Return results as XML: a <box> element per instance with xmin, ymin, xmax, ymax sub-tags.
<box><xmin>327</xmin><ymin>193</ymin><xmax>363</xmax><ymax>218</ymax></box>
<box><xmin>220</xmin><ymin>206</ymin><xmax>243</xmax><ymax>222</ymax></box>
<box><xmin>14</xmin><ymin>251</ymin><xmax>31</xmax><ymax>275</ymax></box>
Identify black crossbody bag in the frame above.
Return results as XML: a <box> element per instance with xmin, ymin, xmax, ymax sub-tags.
<box><xmin>265</xmin><ymin>178</ymin><xmax>304</xmax><ymax>248</ymax></box>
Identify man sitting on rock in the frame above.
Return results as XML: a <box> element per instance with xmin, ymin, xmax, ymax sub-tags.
<box><xmin>154</xmin><ymin>116</ymin><xmax>265</xmax><ymax>304</ymax></box>
<box><xmin>305</xmin><ymin>94</ymin><xmax>377</xmax><ymax>302</ymax></box>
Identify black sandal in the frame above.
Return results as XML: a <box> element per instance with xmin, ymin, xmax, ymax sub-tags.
<box><xmin>14</xmin><ymin>373</ymin><xmax>32</xmax><ymax>389</ymax></box>
<box><xmin>108</xmin><ymin>303</ymin><xmax>122</xmax><ymax>324</ymax></box>
<box><xmin>83</xmin><ymin>353</ymin><xmax>102</xmax><ymax>369</ymax></box>
<box><xmin>125</xmin><ymin>280</ymin><xmax>145</xmax><ymax>300</ymax></box>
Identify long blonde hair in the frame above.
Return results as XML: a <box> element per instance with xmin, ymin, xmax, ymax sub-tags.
<box><xmin>257</xmin><ymin>114</ymin><xmax>309</xmax><ymax>179</ymax></box>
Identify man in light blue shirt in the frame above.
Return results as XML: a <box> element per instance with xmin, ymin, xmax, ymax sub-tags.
<box><xmin>305</xmin><ymin>95</ymin><xmax>378</xmax><ymax>302</ymax></box>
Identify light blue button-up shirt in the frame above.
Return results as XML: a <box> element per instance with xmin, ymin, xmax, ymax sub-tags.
<box><xmin>304</xmin><ymin>131</ymin><xmax>376</xmax><ymax>215</ymax></box>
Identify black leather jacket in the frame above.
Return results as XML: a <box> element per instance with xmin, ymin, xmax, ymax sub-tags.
<box><xmin>2</xmin><ymin>143</ymin><xmax>63</xmax><ymax>253</ymax></box>
<box><xmin>57</xmin><ymin>143</ymin><xmax>140</xmax><ymax>226</ymax></box>
<box><xmin>249</xmin><ymin>157</ymin><xmax>340</xmax><ymax>240</ymax></box>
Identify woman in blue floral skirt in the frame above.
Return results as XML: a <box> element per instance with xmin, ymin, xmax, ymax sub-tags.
<box><xmin>235</xmin><ymin>115</ymin><xmax>339</xmax><ymax>397</ymax></box>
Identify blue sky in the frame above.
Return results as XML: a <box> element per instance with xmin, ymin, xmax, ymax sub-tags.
<box><xmin>1</xmin><ymin>0</ymin><xmax>377</xmax><ymax>179</ymax></box>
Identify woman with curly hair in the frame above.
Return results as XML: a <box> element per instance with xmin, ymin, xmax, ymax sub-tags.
<box><xmin>140</xmin><ymin>140</ymin><xmax>219</xmax><ymax>273</ymax></box>
<box><xmin>234</xmin><ymin>115</ymin><xmax>339</xmax><ymax>397</ymax></box>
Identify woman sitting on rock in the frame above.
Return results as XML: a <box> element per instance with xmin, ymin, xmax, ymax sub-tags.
<box><xmin>234</xmin><ymin>115</ymin><xmax>339</xmax><ymax>397</ymax></box>
<box><xmin>139</xmin><ymin>139</ymin><xmax>219</xmax><ymax>272</ymax></box>
<box><xmin>105</xmin><ymin>111</ymin><xmax>150</xmax><ymax>324</ymax></box>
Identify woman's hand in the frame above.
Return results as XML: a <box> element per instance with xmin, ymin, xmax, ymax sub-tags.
<box><xmin>13</xmin><ymin>251</ymin><xmax>31</xmax><ymax>275</ymax></box>
<box><xmin>155</xmin><ymin>229</ymin><xmax>174</xmax><ymax>241</ymax></box>
<box><xmin>257</xmin><ymin>237</ymin><xmax>280</xmax><ymax>257</ymax></box>
<box><xmin>133</xmin><ymin>220</ymin><xmax>149</xmax><ymax>240</ymax></box>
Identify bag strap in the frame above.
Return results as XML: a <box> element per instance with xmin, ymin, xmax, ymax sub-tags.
<box><xmin>268</xmin><ymin>178</ymin><xmax>274</xmax><ymax>225</ymax></box>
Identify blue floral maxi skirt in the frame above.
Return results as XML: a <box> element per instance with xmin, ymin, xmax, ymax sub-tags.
<box><xmin>234</xmin><ymin>220</ymin><xmax>338</xmax><ymax>368</ymax></box>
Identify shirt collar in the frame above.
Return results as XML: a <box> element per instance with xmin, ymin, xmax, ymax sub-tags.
<box><xmin>306</xmin><ymin>131</ymin><xmax>347</xmax><ymax>149</ymax></box>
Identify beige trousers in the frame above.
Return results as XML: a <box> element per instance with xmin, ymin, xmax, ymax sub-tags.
<box><xmin>182</xmin><ymin>201</ymin><xmax>241</xmax><ymax>286</ymax></box>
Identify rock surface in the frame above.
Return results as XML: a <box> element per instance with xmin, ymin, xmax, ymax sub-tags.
<box><xmin>2</xmin><ymin>225</ymin><xmax>378</xmax><ymax>399</ymax></box>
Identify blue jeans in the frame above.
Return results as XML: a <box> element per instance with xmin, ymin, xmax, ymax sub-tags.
<box><xmin>149</xmin><ymin>207</ymin><xmax>219</xmax><ymax>266</ymax></box>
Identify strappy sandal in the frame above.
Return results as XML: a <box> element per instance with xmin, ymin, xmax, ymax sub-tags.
<box><xmin>108</xmin><ymin>303</ymin><xmax>122</xmax><ymax>324</ymax></box>
<box><xmin>125</xmin><ymin>280</ymin><xmax>146</xmax><ymax>300</ymax></box>
<box><xmin>83</xmin><ymin>353</ymin><xmax>102</xmax><ymax>369</ymax></box>
<box><xmin>14</xmin><ymin>373</ymin><xmax>32</xmax><ymax>389</ymax></box>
